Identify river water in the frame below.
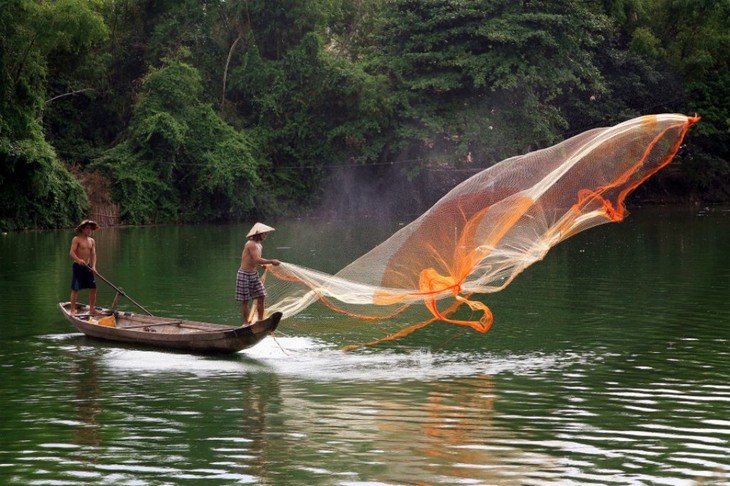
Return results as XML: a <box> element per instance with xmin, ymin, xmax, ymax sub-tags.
<box><xmin>0</xmin><ymin>206</ymin><xmax>729</xmax><ymax>485</ymax></box>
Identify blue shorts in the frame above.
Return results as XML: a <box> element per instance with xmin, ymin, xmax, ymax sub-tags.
<box><xmin>71</xmin><ymin>263</ymin><xmax>96</xmax><ymax>291</ymax></box>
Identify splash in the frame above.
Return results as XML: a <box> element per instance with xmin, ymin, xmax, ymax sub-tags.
<box><xmin>265</xmin><ymin>114</ymin><xmax>698</xmax><ymax>345</ymax></box>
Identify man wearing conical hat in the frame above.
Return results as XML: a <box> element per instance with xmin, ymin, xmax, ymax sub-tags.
<box><xmin>69</xmin><ymin>220</ymin><xmax>99</xmax><ymax>315</ymax></box>
<box><xmin>236</xmin><ymin>222</ymin><xmax>281</xmax><ymax>324</ymax></box>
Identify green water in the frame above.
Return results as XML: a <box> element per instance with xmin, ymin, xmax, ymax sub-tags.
<box><xmin>1</xmin><ymin>207</ymin><xmax>729</xmax><ymax>485</ymax></box>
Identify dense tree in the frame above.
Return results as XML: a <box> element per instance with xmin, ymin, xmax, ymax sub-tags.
<box><xmin>642</xmin><ymin>0</ymin><xmax>730</xmax><ymax>200</ymax></box>
<box><xmin>94</xmin><ymin>58</ymin><xmax>264</xmax><ymax>223</ymax></box>
<box><xmin>1</xmin><ymin>0</ymin><xmax>727</xmax><ymax>230</ymax></box>
<box><xmin>592</xmin><ymin>0</ymin><xmax>730</xmax><ymax>200</ymax></box>
<box><xmin>0</xmin><ymin>0</ymin><xmax>108</xmax><ymax>230</ymax></box>
<box><xmin>227</xmin><ymin>31</ymin><xmax>394</xmax><ymax>204</ymax></box>
<box><xmin>365</xmin><ymin>0</ymin><xmax>613</xmax><ymax>171</ymax></box>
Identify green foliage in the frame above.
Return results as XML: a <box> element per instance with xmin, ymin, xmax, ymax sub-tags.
<box><xmin>2</xmin><ymin>0</ymin><xmax>729</xmax><ymax>230</ymax></box>
<box><xmin>34</xmin><ymin>0</ymin><xmax>108</xmax><ymax>52</ymax></box>
<box><xmin>1</xmin><ymin>0</ymin><xmax>46</xmax><ymax>138</ymax></box>
<box><xmin>324</xmin><ymin>0</ymin><xmax>386</xmax><ymax>61</ymax></box>
<box><xmin>246</xmin><ymin>0</ymin><xmax>330</xmax><ymax>60</ymax></box>
<box><xmin>95</xmin><ymin>59</ymin><xmax>264</xmax><ymax>224</ymax></box>
<box><xmin>0</xmin><ymin>0</ymin><xmax>107</xmax><ymax>231</ymax></box>
<box><xmin>367</xmin><ymin>0</ymin><xmax>613</xmax><ymax>169</ymax></box>
<box><xmin>94</xmin><ymin>143</ymin><xmax>178</xmax><ymax>225</ymax></box>
<box><xmin>628</xmin><ymin>27</ymin><xmax>663</xmax><ymax>59</ymax></box>
<box><xmin>228</xmin><ymin>29</ymin><xmax>395</xmax><ymax>206</ymax></box>
<box><xmin>606</xmin><ymin>0</ymin><xmax>730</xmax><ymax>198</ymax></box>
<box><xmin>683</xmin><ymin>150</ymin><xmax>730</xmax><ymax>201</ymax></box>
<box><xmin>0</xmin><ymin>137</ymin><xmax>87</xmax><ymax>231</ymax></box>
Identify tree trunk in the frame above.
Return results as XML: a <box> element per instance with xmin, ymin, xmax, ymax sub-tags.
<box><xmin>221</xmin><ymin>34</ymin><xmax>242</xmax><ymax>114</ymax></box>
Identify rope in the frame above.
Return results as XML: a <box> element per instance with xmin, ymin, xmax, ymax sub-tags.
<box><xmin>270</xmin><ymin>332</ymin><xmax>289</xmax><ymax>356</ymax></box>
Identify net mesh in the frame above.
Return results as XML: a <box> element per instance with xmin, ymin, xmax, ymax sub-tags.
<box><xmin>265</xmin><ymin>114</ymin><xmax>698</xmax><ymax>343</ymax></box>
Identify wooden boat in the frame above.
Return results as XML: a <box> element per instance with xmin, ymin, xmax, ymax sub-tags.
<box><xmin>58</xmin><ymin>302</ymin><xmax>281</xmax><ymax>354</ymax></box>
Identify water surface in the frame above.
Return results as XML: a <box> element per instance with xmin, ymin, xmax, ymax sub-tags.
<box><xmin>1</xmin><ymin>206</ymin><xmax>729</xmax><ymax>484</ymax></box>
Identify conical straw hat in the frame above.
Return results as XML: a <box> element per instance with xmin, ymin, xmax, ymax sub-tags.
<box><xmin>75</xmin><ymin>219</ymin><xmax>99</xmax><ymax>233</ymax></box>
<box><xmin>247</xmin><ymin>222</ymin><xmax>275</xmax><ymax>237</ymax></box>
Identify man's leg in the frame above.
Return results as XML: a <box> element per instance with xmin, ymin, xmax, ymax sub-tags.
<box><xmin>241</xmin><ymin>301</ymin><xmax>251</xmax><ymax>324</ymax></box>
<box><xmin>89</xmin><ymin>288</ymin><xmax>97</xmax><ymax>315</ymax></box>
<box><xmin>255</xmin><ymin>297</ymin><xmax>265</xmax><ymax>322</ymax></box>
<box><xmin>70</xmin><ymin>290</ymin><xmax>79</xmax><ymax>315</ymax></box>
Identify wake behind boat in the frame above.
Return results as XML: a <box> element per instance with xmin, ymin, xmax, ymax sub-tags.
<box><xmin>58</xmin><ymin>302</ymin><xmax>281</xmax><ymax>354</ymax></box>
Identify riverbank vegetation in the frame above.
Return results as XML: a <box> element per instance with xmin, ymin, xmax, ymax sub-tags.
<box><xmin>1</xmin><ymin>0</ymin><xmax>727</xmax><ymax>230</ymax></box>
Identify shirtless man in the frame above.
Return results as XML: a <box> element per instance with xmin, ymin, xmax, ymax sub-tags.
<box><xmin>69</xmin><ymin>219</ymin><xmax>99</xmax><ymax>315</ymax></box>
<box><xmin>236</xmin><ymin>222</ymin><xmax>281</xmax><ymax>324</ymax></box>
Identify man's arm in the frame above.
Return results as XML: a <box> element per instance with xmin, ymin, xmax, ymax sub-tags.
<box><xmin>89</xmin><ymin>238</ymin><xmax>97</xmax><ymax>270</ymax></box>
<box><xmin>248</xmin><ymin>241</ymin><xmax>280</xmax><ymax>266</ymax></box>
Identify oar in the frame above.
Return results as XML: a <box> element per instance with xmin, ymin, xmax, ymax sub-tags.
<box><xmin>88</xmin><ymin>265</ymin><xmax>154</xmax><ymax>316</ymax></box>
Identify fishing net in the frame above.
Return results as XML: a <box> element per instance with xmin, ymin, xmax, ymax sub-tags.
<box><xmin>265</xmin><ymin>114</ymin><xmax>698</xmax><ymax>344</ymax></box>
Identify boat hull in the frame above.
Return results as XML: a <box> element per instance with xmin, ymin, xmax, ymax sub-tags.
<box><xmin>58</xmin><ymin>302</ymin><xmax>281</xmax><ymax>354</ymax></box>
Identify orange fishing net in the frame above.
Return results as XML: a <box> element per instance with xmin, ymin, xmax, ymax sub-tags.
<box><xmin>265</xmin><ymin>114</ymin><xmax>698</xmax><ymax>344</ymax></box>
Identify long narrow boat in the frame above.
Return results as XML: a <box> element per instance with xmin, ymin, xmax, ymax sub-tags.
<box><xmin>58</xmin><ymin>302</ymin><xmax>281</xmax><ymax>354</ymax></box>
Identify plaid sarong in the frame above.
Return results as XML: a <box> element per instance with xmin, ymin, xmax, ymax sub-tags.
<box><xmin>235</xmin><ymin>269</ymin><xmax>267</xmax><ymax>303</ymax></box>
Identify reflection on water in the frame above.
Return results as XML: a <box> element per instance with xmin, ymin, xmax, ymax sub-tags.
<box><xmin>5</xmin><ymin>329</ymin><xmax>722</xmax><ymax>485</ymax></box>
<box><xmin>1</xmin><ymin>207</ymin><xmax>729</xmax><ymax>484</ymax></box>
